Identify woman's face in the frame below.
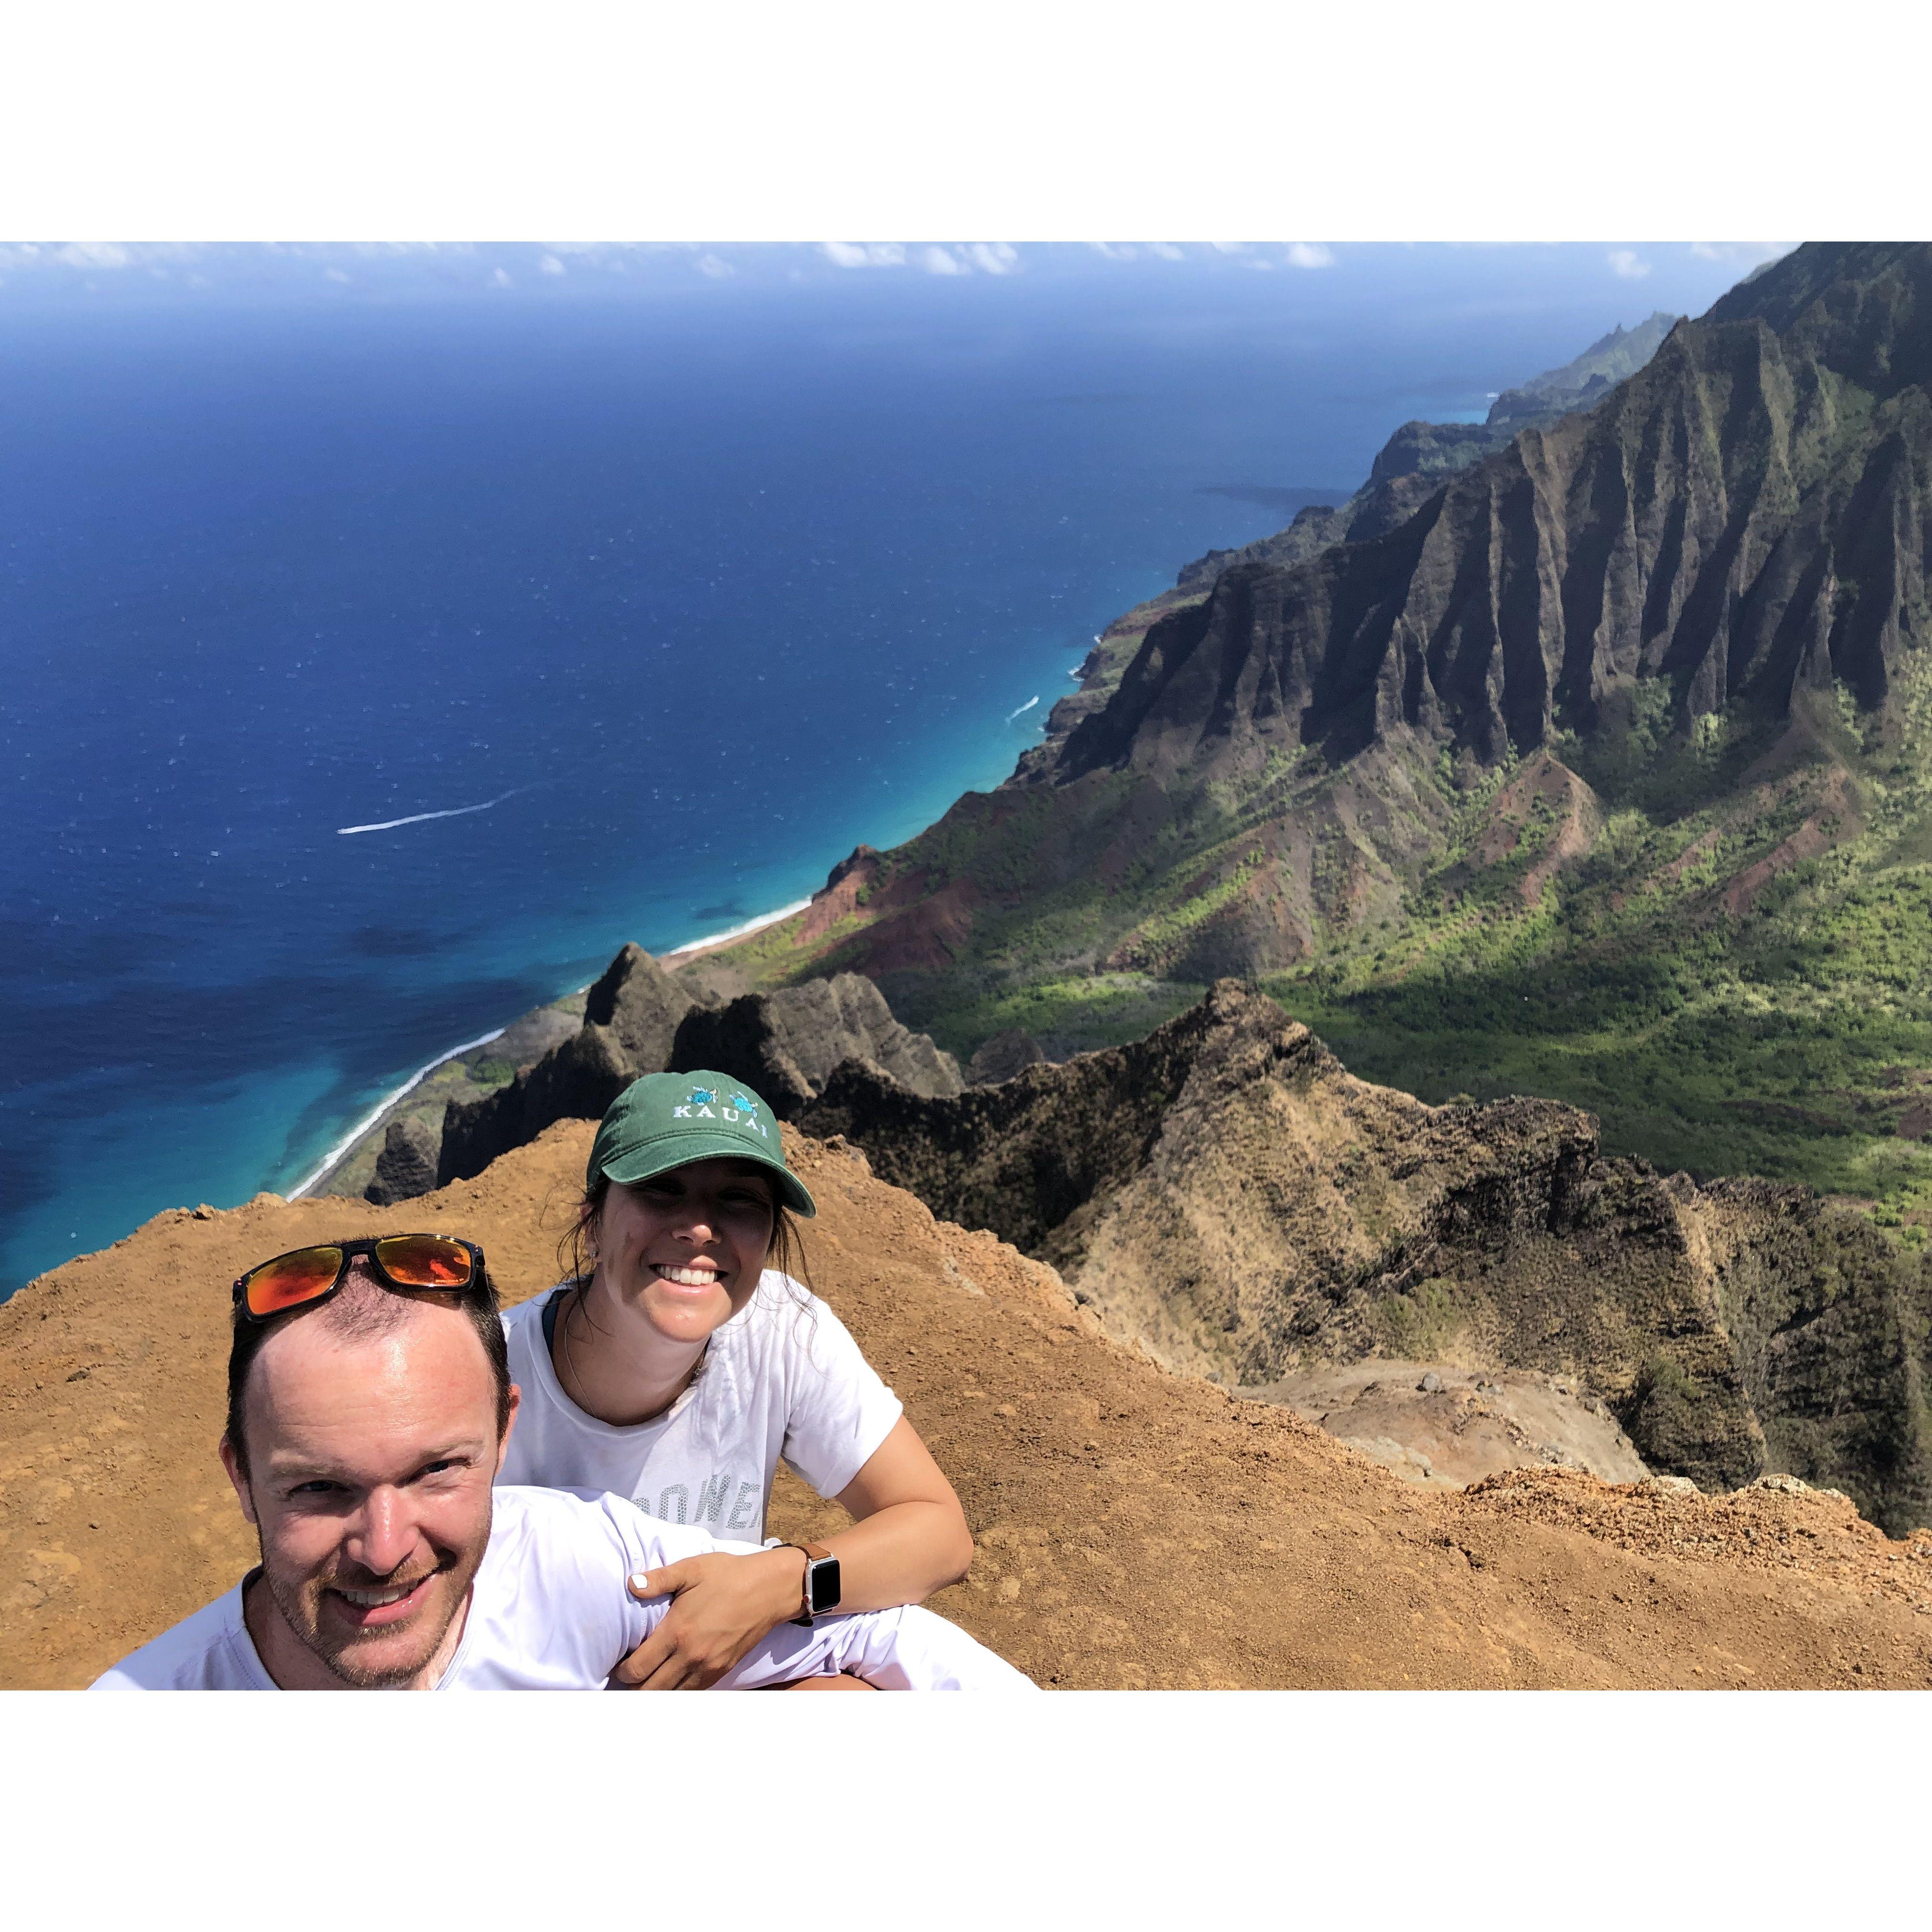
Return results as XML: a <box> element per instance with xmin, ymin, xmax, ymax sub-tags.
<box><xmin>591</xmin><ymin>1158</ymin><xmax>778</xmax><ymax>1344</ymax></box>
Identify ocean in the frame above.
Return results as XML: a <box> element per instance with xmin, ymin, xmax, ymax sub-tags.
<box><xmin>0</xmin><ymin>242</ymin><xmax>1768</xmax><ymax>1294</ymax></box>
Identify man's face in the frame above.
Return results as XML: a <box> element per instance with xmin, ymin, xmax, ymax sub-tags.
<box><xmin>220</xmin><ymin>1287</ymin><xmax>515</xmax><ymax>1689</ymax></box>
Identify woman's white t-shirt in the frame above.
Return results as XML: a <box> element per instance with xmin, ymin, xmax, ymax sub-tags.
<box><xmin>496</xmin><ymin>1274</ymin><xmax>904</xmax><ymax>1541</ymax></box>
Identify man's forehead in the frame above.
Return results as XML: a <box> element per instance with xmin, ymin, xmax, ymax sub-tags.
<box><xmin>249</xmin><ymin>1297</ymin><xmax>495</xmax><ymax>1466</ymax></box>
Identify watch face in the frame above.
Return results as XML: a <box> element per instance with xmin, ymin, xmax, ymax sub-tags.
<box><xmin>807</xmin><ymin>1556</ymin><xmax>841</xmax><ymax>1614</ymax></box>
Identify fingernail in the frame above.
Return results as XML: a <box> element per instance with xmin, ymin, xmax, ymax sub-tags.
<box><xmin>629</xmin><ymin>1572</ymin><xmax>650</xmax><ymax>1591</ymax></box>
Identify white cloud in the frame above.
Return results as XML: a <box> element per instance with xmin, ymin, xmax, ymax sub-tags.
<box><xmin>820</xmin><ymin>241</ymin><xmax>907</xmax><ymax>268</ymax></box>
<box><xmin>1608</xmin><ymin>248</ymin><xmax>1653</xmax><ymax>280</ymax></box>
<box><xmin>920</xmin><ymin>245</ymin><xmax>968</xmax><ymax>275</ymax></box>
<box><xmin>1090</xmin><ymin>241</ymin><xmax>1183</xmax><ymax>264</ymax></box>
<box><xmin>539</xmin><ymin>253</ymin><xmax>566</xmax><ymax>276</ymax></box>
<box><xmin>539</xmin><ymin>241</ymin><xmax>629</xmax><ymax>258</ymax></box>
<box><xmin>56</xmin><ymin>242</ymin><xmax>131</xmax><ymax>268</ymax></box>
<box><xmin>323</xmin><ymin>266</ymin><xmax>351</xmax><ymax>284</ymax></box>
<box><xmin>1208</xmin><ymin>241</ymin><xmax>1251</xmax><ymax>254</ymax></box>
<box><xmin>1285</xmin><ymin>242</ymin><xmax>1334</xmax><ymax>268</ymax></box>
<box><xmin>696</xmin><ymin>253</ymin><xmax>735</xmax><ymax>278</ymax></box>
<box><xmin>491</xmin><ymin>266</ymin><xmax>513</xmax><ymax>288</ymax></box>
<box><xmin>1689</xmin><ymin>241</ymin><xmax>1795</xmax><ymax>266</ymax></box>
<box><xmin>966</xmin><ymin>242</ymin><xmax>1019</xmax><ymax>275</ymax></box>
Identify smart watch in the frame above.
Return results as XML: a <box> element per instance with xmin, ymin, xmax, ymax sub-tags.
<box><xmin>788</xmin><ymin>1541</ymin><xmax>841</xmax><ymax>1626</ymax></box>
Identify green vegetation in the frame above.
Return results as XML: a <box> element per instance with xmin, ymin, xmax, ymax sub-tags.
<box><xmin>1263</xmin><ymin>675</ymin><xmax>1932</xmax><ymax>1233</ymax></box>
<box><xmin>916</xmin><ymin>972</ymin><xmax>1206</xmax><ymax>1062</ymax></box>
<box><xmin>711</xmin><ymin>657</ymin><xmax>1932</xmax><ymax>1238</ymax></box>
<box><xmin>1378</xmin><ymin>1277</ymin><xmax>1461</xmax><ymax>1358</ymax></box>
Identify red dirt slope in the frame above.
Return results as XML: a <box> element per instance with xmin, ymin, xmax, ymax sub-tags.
<box><xmin>1</xmin><ymin>1122</ymin><xmax>1927</xmax><ymax>1689</ymax></box>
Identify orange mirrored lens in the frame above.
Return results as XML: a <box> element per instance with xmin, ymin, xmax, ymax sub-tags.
<box><xmin>244</xmin><ymin>1247</ymin><xmax>345</xmax><ymax>1317</ymax></box>
<box><xmin>374</xmin><ymin>1235</ymin><xmax>473</xmax><ymax>1288</ymax></box>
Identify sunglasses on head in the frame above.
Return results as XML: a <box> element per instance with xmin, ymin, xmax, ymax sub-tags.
<box><xmin>232</xmin><ymin>1234</ymin><xmax>485</xmax><ymax>1323</ymax></box>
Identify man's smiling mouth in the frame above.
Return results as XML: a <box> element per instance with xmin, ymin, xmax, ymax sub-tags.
<box><xmin>336</xmin><ymin>1583</ymin><xmax>419</xmax><ymax>1608</ymax></box>
<box><xmin>325</xmin><ymin>1570</ymin><xmax>442</xmax><ymax>1624</ymax></box>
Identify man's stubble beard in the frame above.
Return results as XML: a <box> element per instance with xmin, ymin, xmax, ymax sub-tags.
<box><xmin>260</xmin><ymin>1529</ymin><xmax>491</xmax><ymax>1689</ymax></box>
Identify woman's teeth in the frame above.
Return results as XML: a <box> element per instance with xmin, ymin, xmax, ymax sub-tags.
<box><xmin>655</xmin><ymin>1265</ymin><xmax>720</xmax><ymax>1287</ymax></box>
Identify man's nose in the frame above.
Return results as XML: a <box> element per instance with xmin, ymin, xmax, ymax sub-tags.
<box><xmin>352</xmin><ymin>1487</ymin><xmax>416</xmax><ymax>1576</ymax></box>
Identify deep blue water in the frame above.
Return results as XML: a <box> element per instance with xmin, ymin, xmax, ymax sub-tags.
<box><xmin>0</xmin><ymin>242</ymin><xmax>1768</xmax><ymax>1293</ymax></box>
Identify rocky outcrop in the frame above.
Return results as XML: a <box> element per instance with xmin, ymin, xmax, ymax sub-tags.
<box><xmin>1485</xmin><ymin>310</ymin><xmax>1679</xmax><ymax>424</ymax></box>
<box><xmin>428</xmin><ymin>948</ymin><xmax>961</xmax><ymax>1185</ymax></box>
<box><xmin>437</xmin><ymin>945</ymin><xmax>710</xmax><ymax>1187</ymax></box>
<box><xmin>799</xmin><ymin>979</ymin><xmax>1932</xmax><ymax>1533</ymax></box>
<box><xmin>364</xmin><ymin>1116</ymin><xmax>439</xmax><ymax>1206</ymax></box>
<box><xmin>967</xmin><ymin>1028</ymin><xmax>1046</xmax><ymax>1085</ymax></box>
<box><xmin>671</xmin><ymin>972</ymin><xmax>963</xmax><ymax>1119</ymax></box>
<box><xmin>1175</xmin><ymin>312</ymin><xmax>1682</xmax><ymax>595</ymax></box>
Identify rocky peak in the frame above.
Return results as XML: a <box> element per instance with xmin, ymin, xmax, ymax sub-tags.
<box><xmin>797</xmin><ymin>979</ymin><xmax>1932</xmax><ymax>1532</ymax></box>
<box><xmin>583</xmin><ymin>941</ymin><xmax>704</xmax><ymax>1069</ymax></box>
<box><xmin>437</xmin><ymin>943</ymin><xmax>714</xmax><ymax>1188</ymax></box>
<box><xmin>1058</xmin><ymin>242</ymin><xmax>1932</xmax><ymax>784</ymax></box>
<box><xmin>672</xmin><ymin>971</ymin><xmax>963</xmax><ymax>1118</ymax></box>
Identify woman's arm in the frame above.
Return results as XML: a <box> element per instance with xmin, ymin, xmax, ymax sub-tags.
<box><xmin>820</xmin><ymin>1414</ymin><xmax>975</xmax><ymax>1611</ymax></box>
<box><xmin>611</xmin><ymin>1418</ymin><xmax>972</xmax><ymax>1689</ymax></box>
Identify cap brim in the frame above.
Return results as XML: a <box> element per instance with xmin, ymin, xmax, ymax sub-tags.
<box><xmin>598</xmin><ymin>1135</ymin><xmax>816</xmax><ymax>1218</ymax></box>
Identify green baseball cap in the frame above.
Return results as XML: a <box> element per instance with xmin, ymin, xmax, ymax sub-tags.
<box><xmin>586</xmin><ymin>1070</ymin><xmax>816</xmax><ymax>1218</ymax></box>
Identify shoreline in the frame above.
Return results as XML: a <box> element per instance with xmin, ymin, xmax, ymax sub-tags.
<box><xmin>284</xmin><ymin>893</ymin><xmax>819</xmax><ymax>1203</ymax></box>
<box><xmin>661</xmin><ymin>896</ymin><xmax>813</xmax><ymax>964</ymax></box>
<box><xmin>286</xmin><ymin>1025</ymin><xmax>507</xmax><ymax>1201</ymax></box>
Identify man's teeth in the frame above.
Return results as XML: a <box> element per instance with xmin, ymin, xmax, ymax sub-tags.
<box><xmin>656</xmin><ymin>1265</ymin><xmax>719</xmax><ymax>1286</ymax></box>
<box><xmin>337</xmin><ymin>1583</ymin><xmax>416</xmax><ymax>1608</ymax></box>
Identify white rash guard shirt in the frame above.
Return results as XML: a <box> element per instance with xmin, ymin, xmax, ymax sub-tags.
<box><xmin>495</xmin><ymin>1276</ymin><xmax>904</xmax><ymax>1540</ymax></box>
<box><xmin>92</xmin><ymin>1484</ymin><xmax>1035</xmax><ymax>1691</ymax></box>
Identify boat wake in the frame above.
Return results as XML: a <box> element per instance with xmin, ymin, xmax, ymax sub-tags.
<box><xmin>1005</xmin><ymin>695</ymin><xmax>1040</xmax><ymax>723</ymax></box>
<box><xmin>337</xmin><ymin>785</ymin><xmax>534</xmax><ymax>837</ymax></box>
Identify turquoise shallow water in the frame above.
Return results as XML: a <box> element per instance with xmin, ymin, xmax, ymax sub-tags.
<box><xmin>0</xmin><ymin>243</ymin><xmax>1765</xmax><ymax>1294</ymax></box>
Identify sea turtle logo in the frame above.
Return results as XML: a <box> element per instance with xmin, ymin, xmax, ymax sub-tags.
<box><xmin>728</xmin><ymin>1092</ymin><xmax>758</xmax><ymax>1117</ymax></box>
<box><xmin>686</xmin><ymin>1086</ymin><xmax>717</xmax><ymax>1107</ymax></box>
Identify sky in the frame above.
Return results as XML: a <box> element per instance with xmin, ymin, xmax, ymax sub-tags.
<box><xmin>0</xmin><ymin>238</ymin><xmax>1796</xmax><ymax>310</ymax></box>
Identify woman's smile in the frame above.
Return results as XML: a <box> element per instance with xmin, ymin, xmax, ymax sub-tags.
<box><xmin>652</xmin><ymin>1262</ymin><xmax>723</xmax><ymax>1288</ymax></box>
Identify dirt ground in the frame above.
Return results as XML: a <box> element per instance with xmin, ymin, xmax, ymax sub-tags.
<box><xmin>2</xmin><ymin>1121</ymin><xmax>1929</xmax><ymax>1690</ymax></box>
<box><xmin>1238</xmin><ymin>1360</ymin><xmax>1651</xmax><ymax>1489</ymax></box>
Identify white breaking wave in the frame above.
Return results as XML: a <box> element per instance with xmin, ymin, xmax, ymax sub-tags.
<box><xmin>287</xmin><ymin>1026</ymin><xmax>508</xmax><ymax>1200</ymax></box>
<box><xmin>1006</xmin><ymin>695</ymin><xmax>1040</xmax><ymax>723</ymax></box>
<box><xmin>337</xmin><ymin>786</ymin><xmax>531</xmax><ymax>836</ymax></box>
<box><xmin>662</xmin><ymin>898</ymin><xmax>813</xmax><ymax>960</ymax></box>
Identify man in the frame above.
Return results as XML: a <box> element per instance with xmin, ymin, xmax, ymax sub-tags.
<box><xmin>94</xmin><ymin>1235</ymin><xmax>1032</xmax><ymax>1690</ymax></box>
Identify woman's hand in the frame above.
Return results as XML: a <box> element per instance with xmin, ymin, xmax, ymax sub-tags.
<box><xmin>611</xmin><ymin>1546</ymin><xmax>808</xmax><ymax>1689</ymax></box>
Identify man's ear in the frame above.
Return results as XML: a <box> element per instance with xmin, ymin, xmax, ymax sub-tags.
<box><xmin>218</xmin><ymin>1434</ymin><xmax>259</xmax><ymax>1527</ymax></box>
<box><xmin>494</xmin><ymin>1383</ymin><xmax>522</xmax><ymax>1477</ymax></box>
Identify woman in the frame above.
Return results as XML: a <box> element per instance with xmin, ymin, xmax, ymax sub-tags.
<box><xmin>496</xmin><ymin>1068</ymin><xmax>973</xmax><ymax>1688</ymax></box>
